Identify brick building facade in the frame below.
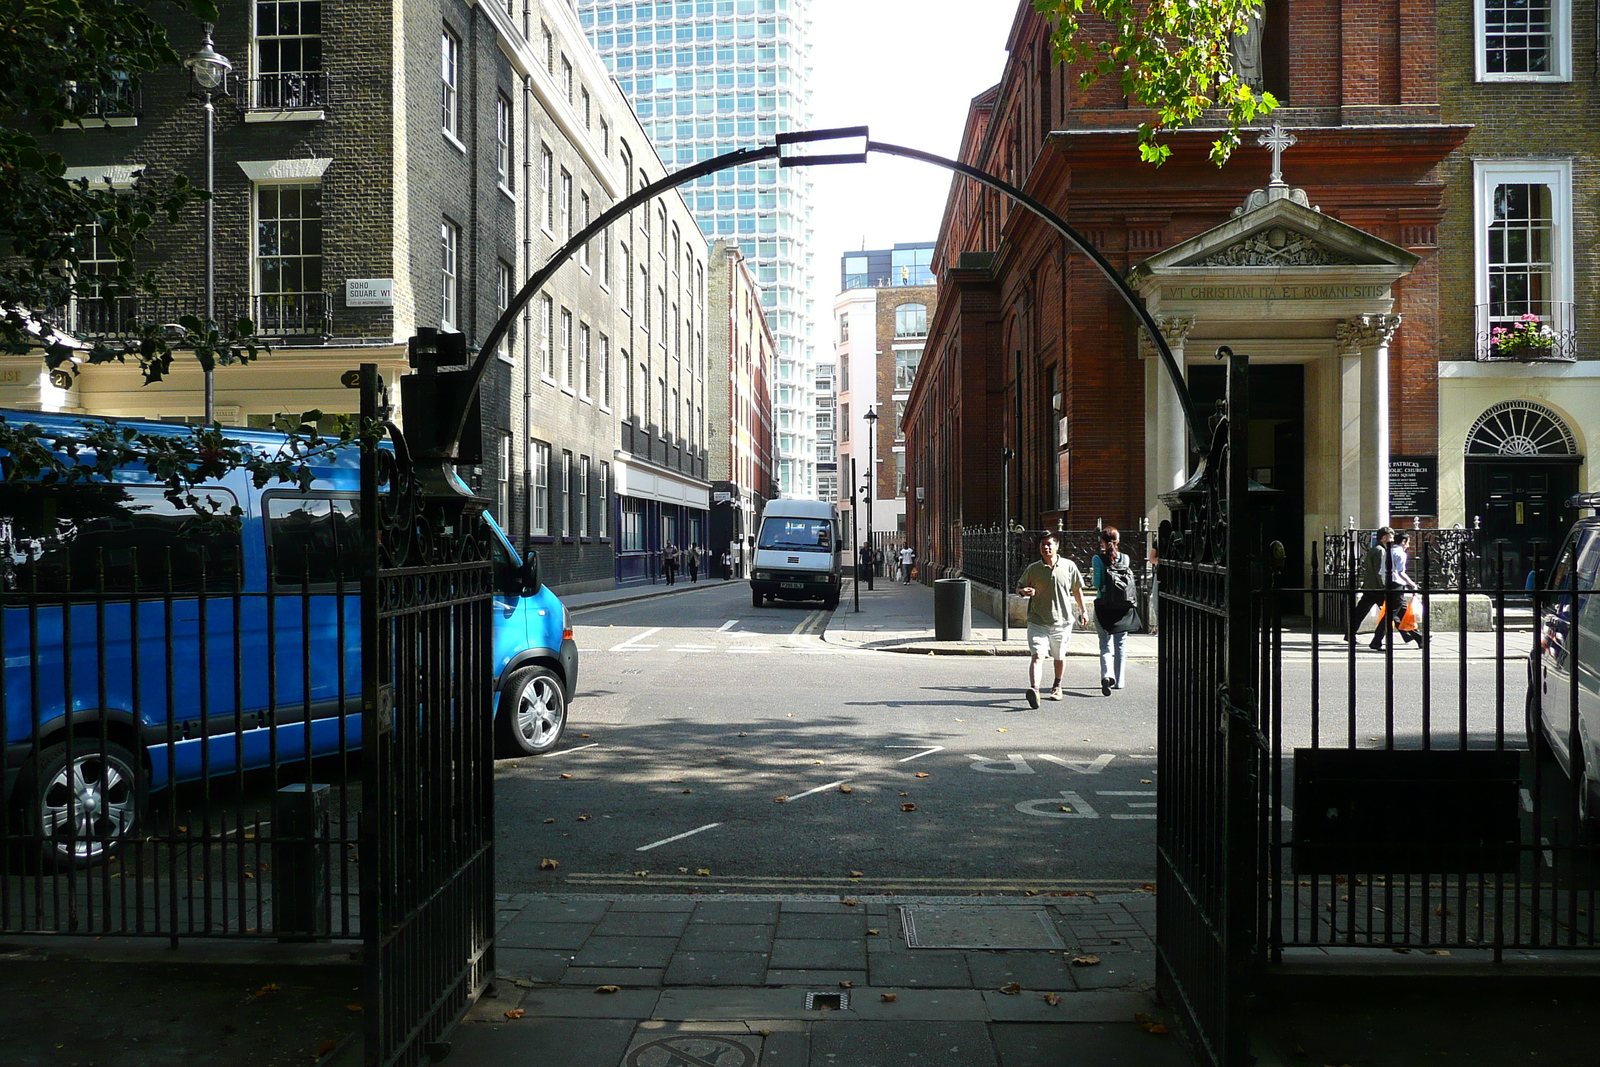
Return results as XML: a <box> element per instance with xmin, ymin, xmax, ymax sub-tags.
<box><xmin>706</xmin><ymin>240</ymin><xmax>776</xmax><ymax>577</ymax></box>
<box><xmin>6</xmin><ymin>0</ymin><xmax>712</xmax><ymax>595</ymax></box>
<box><xmin>905</xmin><ymin>2</ymin><xmax>1485</xmax><ymax>587</ymax></box>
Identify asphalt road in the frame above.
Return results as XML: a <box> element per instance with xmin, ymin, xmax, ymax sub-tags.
<box><xmin>493</xmin><ymin>581</ymin><xmax>1541</xmax><ymax>897</ymax></box>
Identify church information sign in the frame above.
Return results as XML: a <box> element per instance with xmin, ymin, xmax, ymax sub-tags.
<box><xmin>1390</xmin><ymin>456</ymin><xmax>1437</xmax><ymax>517</ymax></box>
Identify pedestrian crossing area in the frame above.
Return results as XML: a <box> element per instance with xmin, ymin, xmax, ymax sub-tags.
<box><xmin>579</xmin><ymin>612</ymin><xmax>872</xmax><ymax>657</ymax></box>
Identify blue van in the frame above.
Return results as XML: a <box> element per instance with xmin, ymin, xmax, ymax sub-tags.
<box><xmin>0</xmin><ymin>411</ymin><xmax>578</xmax><ymax>865</ymax></box>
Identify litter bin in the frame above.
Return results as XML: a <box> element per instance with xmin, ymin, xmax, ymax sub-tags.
<box><xmin>934</xmin><ymin>578</ymin><xmax>972</xmax><ymax>641</ymax></box>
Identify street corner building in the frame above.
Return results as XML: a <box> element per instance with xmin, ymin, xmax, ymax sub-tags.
<box><xmin>904</xmin><ymin>0</ymin><xmax>1600</xmax><ymax>595</ymax></box>
<box><xmin>8</xmin><ymin>0</ymin><xmax>722</xmax><ymax>596</ymax></box>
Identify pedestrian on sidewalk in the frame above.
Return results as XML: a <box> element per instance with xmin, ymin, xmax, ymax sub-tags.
<box><xmin>1091</xmin><ymin>526</ymin><xmax>1138</xmax><ymax>695</ymax></box>
<box><xmin>663</xmin><ymin>542</ymin><xmax>679</xmax><ymax>585</ymax></box>
<box><xmin>1348</xmin><ymin>526</ymin><xmax>1392</xmax><ymax>642</ymax></box>
<box><xmin>720</xmin><ymin>549</ymin><xmax>732</xmax><ymax>581</ymax></box>
<box><xmin>1372</xmin><ymin>529</ymin><xmax>1420</xmax><ymax>651</ymax></box>
<box><xmin>687</xmin><ymin>542</ymin><xmax>702</xmax><ymax>583</ymax></box>
<box><xmin>900</xmin><ymin>543</ymin><xmax>915</xmax><ymax>584</ymax></box>
<box><xmin>1016</xmin><ymin>531</ymin><xmax>1088</xmax><ymax>707</ymax></box>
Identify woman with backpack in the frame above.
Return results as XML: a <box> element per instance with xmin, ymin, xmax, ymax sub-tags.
<box><xmin>1091</xmin><ymin>525</ymin><xmax>1139</xmax><ymax>695</ymax></box>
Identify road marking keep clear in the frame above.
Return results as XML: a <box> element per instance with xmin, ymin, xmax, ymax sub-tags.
<box><xmin>1014</xmin><ymin>789</ymin><xmax>1157</xmax><ymax>820</ymax></box>
<box><xmin>967</xmin><ymin>753</ymin><xmax>1115</xmax><ymax>774</ymax></box>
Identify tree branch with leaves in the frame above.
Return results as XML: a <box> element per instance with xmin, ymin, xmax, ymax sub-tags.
<box><xmin>1032</xmin><ymin>0</ymin><xmax>1278</xmax><ymax>165</ymax></box>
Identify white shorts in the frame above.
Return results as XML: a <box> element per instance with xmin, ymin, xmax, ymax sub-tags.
<box><xmin>1026</xmin><ymin>621</ymin><xmax>1072</xmax><ymax>659</ymax></box>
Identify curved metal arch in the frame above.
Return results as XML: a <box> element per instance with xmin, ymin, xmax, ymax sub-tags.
<box><xmin>1465</xmin><ymin>399</ymin><xmax>1577</xmax><ymax>457</ymax></box>
<box><xmin>455</xmin><ymin>128</ymin><xmax>1207</xmax><ymax>455</ymax></box>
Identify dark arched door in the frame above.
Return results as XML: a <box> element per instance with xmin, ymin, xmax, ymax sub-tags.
<box><xmin>1464</xmin><ymin>400</ymin><xmax>1583</xmax><ymax>586</ymax></box>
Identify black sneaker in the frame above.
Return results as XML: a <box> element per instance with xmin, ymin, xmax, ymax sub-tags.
<box><xmin>1101</xmin><ymin>676</ymin><xmax>1113</xmax><ymax>696</ymax></box>
<box><xmin>1026</xmin><ymin>688</ymin><xmax>1040</xmax><ymax>709</ymax></box>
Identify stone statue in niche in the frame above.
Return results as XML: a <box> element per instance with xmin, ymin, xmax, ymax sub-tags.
<box><xmin>1231</xmin><ymin>7</ymin><xmax>1265</xmax><ymax>91</ymax></box>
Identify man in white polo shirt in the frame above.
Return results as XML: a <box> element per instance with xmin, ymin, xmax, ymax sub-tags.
<box><xmin>1016</xmin><ymin>531</ymin><xmax>1088</xmax><ymax>707</ymax></box>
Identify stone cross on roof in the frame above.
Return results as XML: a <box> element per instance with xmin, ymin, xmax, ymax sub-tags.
<box><xmin>1257</xmin><ymin>121</ymin><xmax>1296</xmax><ymax>186</ymax></box>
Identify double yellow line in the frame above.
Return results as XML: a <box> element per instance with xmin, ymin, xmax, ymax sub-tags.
<box><xmin>792</xmin><ymin>609</ymin><xmax>829</xmax><ymax>637</ymax></box>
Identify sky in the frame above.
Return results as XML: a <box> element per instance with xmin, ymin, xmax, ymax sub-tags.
<box><xmin>803</xmin><ymin>0</ymin><xmax>1019</xmax><ymax>311</ymax></box>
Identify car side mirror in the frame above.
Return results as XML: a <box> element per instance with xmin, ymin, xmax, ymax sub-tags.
<box><xmin>520</xmin><ymin>550</ymin><xmax>542</xmax><ymax>596</ymax></box>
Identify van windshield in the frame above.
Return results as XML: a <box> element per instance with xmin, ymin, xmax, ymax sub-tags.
<box><xmin>759</xmin><ymin>518</ymin><xmax>833</xmax><ymax>552</ymax></box>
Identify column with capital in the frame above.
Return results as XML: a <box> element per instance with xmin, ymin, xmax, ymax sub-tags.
<box><xmin>1337</xmin><ymin>314</ymin><xmax>1401</xmax><ymax>527</ymax></box>
<box><xmin>1143</xmin><ymin>314</ymin><xmax>1195</xmax><ymax>526</ymax></box>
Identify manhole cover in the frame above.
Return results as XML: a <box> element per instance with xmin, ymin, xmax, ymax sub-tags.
<box><xmin>624</xmin><ymin>1033</ymin><xmax>758</xmax><ymax>1067</ymax></box>
<box><xmin>900</xmin><ymin>905</ymin><xmax>1067</xmax><ymax>950</ymax></box>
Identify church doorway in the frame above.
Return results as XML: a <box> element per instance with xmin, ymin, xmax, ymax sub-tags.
<box><xmin>1189</xmin><ymin>363</ymin><xmax>1306</xmax><ymax>612</ymax></box>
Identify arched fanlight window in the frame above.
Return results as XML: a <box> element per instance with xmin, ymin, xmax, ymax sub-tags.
<box><xmin>1465</xmin><ymin>400</ymin><xmax>1576</xmax><ymax>456</ymax></box>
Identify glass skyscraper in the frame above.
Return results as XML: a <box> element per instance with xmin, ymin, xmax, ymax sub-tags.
<box><xmin>577</xmin><ymin>0</ymin><xmax>816</xmax><ymax>498</ymax></box>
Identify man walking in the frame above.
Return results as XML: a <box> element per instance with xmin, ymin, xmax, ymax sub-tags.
<box><xmin>663</xmin><ymin>541</ymin><xmax>679</xmax><ymax>585</ymax></box>
<box><xmin>899</xmin><ymin>543</ymin><xmax>914</xmax><ymax>584</ymax></box>
<box><xmin>1348</xmin><ymin>527</ymin><xmax>1392</xmax><ymax>642</ymax></box>
<box><xmin>687</xmin><ymin>542</ymin><xmax>702</xmax><ymax>583</ymax></box>
<box><xmin>1016</xmin><ymin>532</ymin><xmax>1088</xmax><ymax>707</ymax></box>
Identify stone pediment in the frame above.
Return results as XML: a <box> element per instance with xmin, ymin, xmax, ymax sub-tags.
<box><xmin>1130</xmin><ymin>194</ymin><xmax>1419</xmax><ymax>281</ymax></box>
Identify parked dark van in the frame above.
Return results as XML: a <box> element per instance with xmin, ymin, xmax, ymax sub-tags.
<box><xmin>0</xmin><ymin>412</ymin><xmax>577</xmax><ymax>865</ymax></box>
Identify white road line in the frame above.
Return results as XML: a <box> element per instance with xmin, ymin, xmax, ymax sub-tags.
<box><xmin>540</xmin><ymin>743</ymin><xmax>598</xmax><ymax>757</ymax></box>
<box><xmin>1095</xmin><ymin>790</ymin><xmax>1157</xmax><ymax>796</ymax></box>
<box><xmin>609</xmin><ymin>626</ymin><xmax>662</xmax><ymax>652</ymax></box>
<box><xmin>886</xmin><ymin>745</ymin><xmax>945</xmax><ymax>763</ymax></box>
<box><xmin>782</xmin><ymin>780</ymin><xmax>848</xmax><ymax>803</ymax></box>
<box><xmin>636</xmin><ymin>822</ymin><xmax>722</xmax><ymax>852</ymax></box>
<box><xmin>578</xmin><ymin>648</ymin><xmax>602</xmax><ymax>653</ymax></box>
<box><xmin>728</xmin><ymin>647</ymin><xmax>772</xmax><ymax>654</ymax></box>
<box><xmin>717</xmin><ymin>620</ymin><xmax>739</xmax><ymax>632</ymax></box>
<box><xmin>672</xmin><ymin>645</ymin><xmax>716</xmax><ymax>651</ymax></box>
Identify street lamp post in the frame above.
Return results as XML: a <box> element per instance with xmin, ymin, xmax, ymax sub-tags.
<box><xmin>185</xmin><ymin>25</ymin><xmax>232</xmax><ymax>425</ymax></box>
<box><xmin>863</xmin><ymin>407</ymin><xmax>878</xmax><ymax>592</ymax></box>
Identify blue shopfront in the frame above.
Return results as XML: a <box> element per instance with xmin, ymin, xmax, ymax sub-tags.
<box><xmin>614</xmin><ymin>457</ymin><xmax>711</xmax><ymax>587</ymax></box>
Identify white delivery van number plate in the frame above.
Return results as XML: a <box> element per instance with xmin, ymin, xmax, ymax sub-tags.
<box><xmin>781</xmin><ymin>582</ymin><xmax>804</xmax><ymax>589</ymax></box>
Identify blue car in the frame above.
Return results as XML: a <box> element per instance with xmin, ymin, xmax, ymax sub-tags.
<box><xmin>0</xmin><ymin>411</ymin><xmax>578</xmax><ymax>865</ymax></box>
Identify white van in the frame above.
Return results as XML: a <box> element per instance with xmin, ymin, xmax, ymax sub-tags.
<box><xmin>751</xmin><ymin>500</ymin><xmax>842</xmax><ymax>609</ymax></box>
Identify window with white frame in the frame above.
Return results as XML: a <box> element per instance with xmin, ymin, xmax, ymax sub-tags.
<box><xmin>561</xmin><ymin>56</ymin><xmax>573</xmax><ymax>103</ymax></box>
<box><xmin>579</xmin><ymin>455</ymin><xmax>591</xmax><ymax>537</ymax></box>
<box><xmin>560</xmin><ymin>307</ymin><xmax>573</xmax><ymax>389</ymax></box>
<box><xmin>495</xmin><ymin>93</ymin><xmax>512</xmax><ymax>189</ymax></box>
<box><xmin>498</xmin><ymin>433</ymin><xmax>511</xmax><ymax>527</ymax></box>
<box><xmin>578</xmin><ymin>322</ymin><xmax>591</xmax><ymax>398</ymax></box>
<box><xmin>540</xmin><ymin>145</ymin><xmax>554</xmax><ymax>231</ymax></box>
<box><xmin>254</xmin><ymin>0</ymin><xmax>324</xmax><ymax>109</ymax></box>
<box><xmin>529</xmin><ymin>439</ymin><xmax>550</xmax><ymax>535</ymax></box>
<box><xmin>562</xmin><ymin>450</ymin><xmax>575</xmax><ymax>536</ymax></box>
<box><xmin>440</xmin><ymin>28</ymin><xmax>459</xmax><ymax>137</ymax></box>
<box><xmin>598</xmin><ymin>461</ymin><xmax>610</xmax><ymax>537</ymax></box>
<box><xmin>560</xmin><ymin>169</ymin><xmax>572</xmax><ymax>241</ymax></box>
<box><xmin>1477</xmin><ymin>0</ymin><xmax>1569</xmax><ymax>80</ymax></box>
<box><xmin>599</xmin><ymin>333</ymin><xmax>611</xmax><ymax>407</ymax></box>
<box><xmin>601</xmin><ymin>225</ymin><xmax>612</xmax><ymax>288</ymax></box>
<box><xmin>255</xmin><ymin>182</ymin><xmax>322</xmax><ymax>333</ymax></box>
<box><xmin>539</xmin><ymin>294</ymin><xmax>554</xmax><ymax>379</ymax></box>
<box><xmin>1475</xmin><ymin>160</ymin><xmax>1571</xmax><ymax>331</ymax></box>
<box><xmin>894</xmin><ymin>302</ymin><xmax>928</xmax><ymax>337</ymax></box>
<box><xmin>439</xmin><ymin>218</ymin><xmax>458</xmax><ymax>329</ymax></box>
<box><xmin>496</xmin><ymin>260</ymin><xmax>511</xmax><ymax>358</ymax></box>
<box><xmin>580</xmin><ymin>191</ymin><xmax>591</xmax><ymax>267</ymax></box>
<box><xmin>581</xmin><ymin>86</ymin><xmax>591</xmax><ymax>128</ymax></box>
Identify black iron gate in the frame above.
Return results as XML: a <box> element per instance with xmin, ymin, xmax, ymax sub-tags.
<box><xmin>359</xmin><ymin>366</ymin><xmax>496</xmax><ymax>1067</ymax></box>
<box><xmin>1155</xmin><ymin>349</ymin><xmax>1262</xmax><ymax>1067</ymax></box>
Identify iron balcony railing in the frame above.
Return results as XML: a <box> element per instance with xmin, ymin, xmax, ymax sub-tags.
<box><xmin>243</xmin><ymin>71</ymin><xmax>332</xmax><ymax>111</ymax></box>
<box><xmin>1474</xmin><ymin>301</ymin><xmax>1577</xmax><ymax>362</ymax></box>
<box><xmin>61</xmin><ymin>292</ymin><xmax>334</xmax><ymax>342</ymax></box>
<box><xmin>62</xmin><ymin>80</ymin><xmax>141</xmax><ymax>122</ymax></box>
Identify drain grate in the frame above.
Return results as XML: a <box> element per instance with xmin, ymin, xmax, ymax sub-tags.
<box><xmin>900</xmin><ymin>905</ymin><xmax>1067</xmax><ymax>950</ymax></box>
<box><xmin>805</xmin><ymin>991</ymin><xmax>849</xmax><ymax>1010</ymax></box>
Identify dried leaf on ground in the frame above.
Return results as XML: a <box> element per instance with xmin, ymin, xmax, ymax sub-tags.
<box><xmin>1071</xmin><ymin>955</ymin><xmax>1101</xmax><ymax>967</ymax></box>
<box><xmin>997</xmin><ymin>728</ymin><xmax>1009</xmax><ymax>733</ymax></box>
<box><xmin>867</xmin><ymin>928</ymin><xmax>880</xmax><ymax>936</ymax></box>
<box><xmin>880</xmin><ymin>993</ymin><xmax>897</xmax><ymax>1002</ymax></box>
<box><xmin>682</xmin><ymin>789</ymin><xmax>692</xmax><ymax>794</ymax></box>
<box><xmin>850</xmin><ymin>870</ymin><xmax>864</xmax><ymax>877</ymax></box>
<box><xmin>839</xmin><ymin>981</ymin><xmax>854</xmax><ymax>988</ymax></box>
<box><xmin>543</xmin><ymin>818</ymin><xmax>555</xmax><ymax>824</ymax></box>
<box><xmin>580</xmin><ymin>734</ymin><xmax>590</xmax><ymax>738</ymax></box>
<box><xmin>998</xmin><ymin>982</ymin><xmax>1023</xmax><ymax>995</ymax></box>
<box><xmin>1142</xmin><ymin>884</ymin><xmax>1156</xmax><ymax>892</ymax></box>
<box><xmin>696</xmin><ymin>869</ymin><xmax>711</xmax><ymax>876</ymax></box>
<box><xmin>901</xmin><ymin>803</ymin><xmax>917</xmax><ymax>812</ymax></box>
<box><xmin>1043</xmin><ymin>992</ymin><xmax>1061</xmax><ymax>1006</ymax></box>
<box><xmin>1140</xmin><ymin>779</ymin><xmax>1152</xmax><ymax>784</ymax></box>
<box><xmin>842</xmin><ymin>898</ymin><xmax>859</xmax><ymax>906</ymax></box>
<box><xmin>503</xmin><ymin>1008</ymin><xmax>526</xmax><ymax>1019</ymax></box>
<box><xmin>345</xmin><ymin>1003</ymin><xmax>363</xmax><ymax>1013</ymax></box>
<box><xmin>539</xmin><ymin>858</ymin><xmax>559</xmax><ymax>870</ymax></box>
<box><xmin>255</xmin><ymin>984</ymin><xmax>281</xmax><ymax>996</ymax></box>
<box><xmin>577</xmin><ymin>814</ymin><xmax>591</xmax><ymax>821</ymax></box>
<box><xmin>633</xmin><ymin>870</ymin><xmax>649</xmax><ymax>877</ymax></box>
<box><xmin>595</xmin><ymin>985</ymin><xmax>621</xmax><ymax>994</ymax></box>
<box><xmin>915</xmin><ymin>772</ymin><xmax>930</xmax><ymax>778</ymax></box>
<box><xmin>559</xmin><ymin>773</ymin><xmax>572</xmax><ymax>780</ymax></box>
<box><xmin>314</xmin><ymin>1040</ymin><xmax>339</xmax><ymax>1057</ymax></box>
<box><xmin>738</xmin><ymin>732</ymin><xmax>747</xmax><ymax>737</ymax></box>
<box><xmin>839</xmin><ymin>784</ymin><xmax>853</xmax><ymax>794</ymax></box>
<box><xmin>774</xmin><ymin>795</ymin><xmax>789</xmax><ymax>803</ymax></box>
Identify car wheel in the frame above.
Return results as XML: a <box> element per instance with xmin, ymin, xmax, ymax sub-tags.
<box><xmin>1526</xmin><ymin>668</ymin><xmax>1555</xmax><ymax>762</ymax></box>
<box><xmin>24</xmin><ymin>740</ymin><xmax>141</xmax><ymax>868</ymax></box>
<box><xmin>823</xmin><ymin>591</ymin><xmax>840</xmax><ymax>610</ymax></box>
<box><xmin>495</xmin><ymin>666</ymin><xmax>568</xmax><ymax>757</ymax></box>
<box><xmin>751</xmin><ymin>588</ymin><xmax>763</xmax><ymax>609</ymax></box>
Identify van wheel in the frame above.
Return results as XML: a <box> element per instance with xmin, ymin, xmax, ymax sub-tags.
<box><xmin>823</xmin><ymin>591</ymin><xmax>840</xmax><ymax>610</ymax></box>
<box><xmin>24</xmin><ymin>740</ymin><xmax>140</xmax><ymax>868</ymax></box>
<box><xmin>751</xmin><ymin>588</ymin><xmax>763</xmax><ymax>609</ymax></box>
<box><xmin>495</xmin><ymin>667</ymin><xmax>567</xmax><ymax>757</ymax></box>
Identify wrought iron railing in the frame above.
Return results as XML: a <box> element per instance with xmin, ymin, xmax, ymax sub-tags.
<box><xmin>244</xmin><ymin>72</ymin><xmax>332</xmax><ymax>111</ymax></box>
<box><xmin>1474</xmin><ymin>301</ymin><xmax>1577</xmax><ymax>362</ymax></box>
<box><xmin>1321</xmin><ymin>527</ymin><xmax>1481</xmax><ymax>593</ymax></box>
<box><xmin>959</xmin><ymin>524</ymin><xmax>1151</xmax><ymax>594</ymax></box>
<box><xmin>60</xmin><ymin>292</ymin><xmax>333</xmax><ymax>341</ymax></box>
